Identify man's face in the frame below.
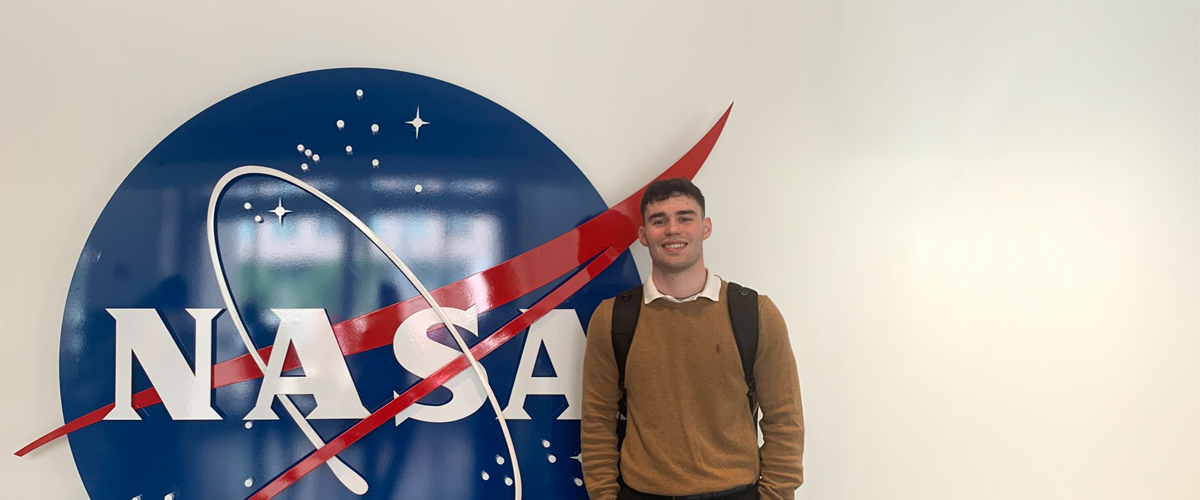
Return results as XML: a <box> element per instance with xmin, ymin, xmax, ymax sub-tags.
<box><xmin>638</xmin><ymin>194</ymin><xmax>712</xmax><ymax>275</ymax></box>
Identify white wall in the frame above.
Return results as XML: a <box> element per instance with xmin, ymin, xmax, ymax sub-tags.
<box><xmin>2</xmin><ymin>1</ymin><xmax>1196</xmax><ymax>499</ymax></box>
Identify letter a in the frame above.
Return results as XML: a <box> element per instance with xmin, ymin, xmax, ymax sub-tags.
<box><xmin>502</xmin><ymin>309</ymin><xmax>586</xmax><ymax>420</ymax></box>
<box><xmin>246</xmin><ymin>309</ymin><xmax>370</xmax><ymax>420</ymax></box>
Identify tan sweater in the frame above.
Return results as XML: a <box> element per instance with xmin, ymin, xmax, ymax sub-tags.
<box><xmin>581</xmin><ymin>281</ymin><xmax>804</xmax><ymax>500</ymax></box>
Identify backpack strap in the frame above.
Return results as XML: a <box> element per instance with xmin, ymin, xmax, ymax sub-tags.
<box><xmin>610</xmin><ymin>284</ymin><xmax>643</xmax><ymax>448</ymax></box>
<box><xmin>726</xmin><ymin>282</ymin><xmax>760</xmax><ymax>425</ymax></box>
<box><xmin>611</xmin><ymin>284</ymin><xmax>643</xmax><ymax>395</ymax></box>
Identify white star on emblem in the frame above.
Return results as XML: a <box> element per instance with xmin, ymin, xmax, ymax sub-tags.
<box><xmin>270</xmin><ymin>198</ymin><xmax>292</xmax><ymax>224</ymax></box>
<box><xmin>406</xmin><ymin>107</ymin><xmax>429</xmax><ymax>139</ymax></box>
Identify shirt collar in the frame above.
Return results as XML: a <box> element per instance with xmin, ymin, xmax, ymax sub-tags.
<box><xmin>644</xmin><ymin>269</ymin><xmax>721</xmax><ymax>304</ymax></box>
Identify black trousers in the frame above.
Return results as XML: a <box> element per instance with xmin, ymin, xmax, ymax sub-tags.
<box><xmin>616</xmin><ymin>484</ymin><xmax>760</xmax><ymax>500</ymax></box>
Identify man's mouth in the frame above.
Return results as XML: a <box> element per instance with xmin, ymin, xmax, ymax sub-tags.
<box><xmin>663</xmin><ymin>242</ymin><xmax>686</xmax><ymax>251</ymax></box>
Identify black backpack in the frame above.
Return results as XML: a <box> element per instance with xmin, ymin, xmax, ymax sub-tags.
<box><xmin>610</xmin><ymin>282</ymin><xmax>760</xmax><ymax>448</ymax></box>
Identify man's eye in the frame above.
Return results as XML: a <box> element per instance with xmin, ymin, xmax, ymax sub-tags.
<box><xmin>652</xmin><ymin>219</ymin><xmax>666</xmax><ymax>226</ymax></box>
<box><xmin>679</xmin><ymin>217</ymin><xmax>692</xmax><ymax>223</ymax></box>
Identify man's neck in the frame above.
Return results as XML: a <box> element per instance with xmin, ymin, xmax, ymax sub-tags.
<box><xmin>651</xmin><ymin>264</ymin><xmax>708</xmax><ymax>299</ymax></box>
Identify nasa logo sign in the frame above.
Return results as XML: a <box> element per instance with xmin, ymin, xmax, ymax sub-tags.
<box><xmin>18</xmin><ymin>68</ymin><xmax>729</xmax><ymax>500</ymax></box>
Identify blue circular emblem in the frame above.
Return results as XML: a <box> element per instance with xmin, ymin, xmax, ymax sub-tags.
<box><xmin>59</xmin><ymin>68</ymin><xmax>639</xmax><ymax>500</ymax></box>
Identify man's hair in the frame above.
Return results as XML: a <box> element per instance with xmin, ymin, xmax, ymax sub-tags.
<box><xmin>639</xmin><ymin>178</ymin><xmax>705</xmax><ymax>221</ymax></box>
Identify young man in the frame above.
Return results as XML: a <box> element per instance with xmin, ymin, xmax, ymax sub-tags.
<box><xmin>581</xmin><ymin>178</ymin><xmax>805</xmax><ymax>500</ymax></box>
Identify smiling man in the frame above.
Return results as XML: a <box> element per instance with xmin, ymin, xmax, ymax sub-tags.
<box><xmin>581</xmin><ymin>178</ymin><xmax>805</xmax><ymax>500</ymax></box>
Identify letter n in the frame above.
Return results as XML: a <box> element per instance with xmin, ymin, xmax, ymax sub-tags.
<box><xmin>104</xmin><ymin>309</ymin><xmax>223</xmax><ymax>420</ymax></box>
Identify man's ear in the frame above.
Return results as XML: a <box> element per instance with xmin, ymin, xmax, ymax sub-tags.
<box><xmin>702</xmin><ymin>217</ymin><xmax>712</xmax><ymax>240</ymax></box>
<box><xmin>638</xmin><ymin>225</ymin><xmax>648</xmax><ymax>247</ymax></box>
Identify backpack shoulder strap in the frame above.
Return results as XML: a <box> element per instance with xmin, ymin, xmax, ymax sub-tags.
<box><xmin>726</xmin><ymin>282</ymin><xmax>760</xmax><ymax>420</ymax></box>
<box><xmin>610</xmin><ymin>284</ymin><xmax>643</xmax><ymax>450</ymax></box>
<box><xmin>610</xmin><ymin>284</ymin><xmax>643</xmax><ymax>393</ymax></box>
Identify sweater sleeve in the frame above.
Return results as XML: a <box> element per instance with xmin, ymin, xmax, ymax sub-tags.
<box><xmin>581</xmin><ymin>299</ymin><xmax>623</xmax><ymax>500</ymax></box>
<box><xmin>754</xmin><ymin>296</ymin><xmax>805</xmax><ymax>500</ymax></box>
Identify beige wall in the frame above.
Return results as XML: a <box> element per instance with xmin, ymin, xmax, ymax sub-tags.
<box><xmin>2</xmin><ymin>1</ymin><xmax>1196</xmax><ymax>498</ymax></box>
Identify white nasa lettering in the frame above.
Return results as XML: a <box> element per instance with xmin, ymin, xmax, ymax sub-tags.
<box><xmin>104</xmin><ymin>308</ymin><xmax>223</xmax><ymax>421</ymax></box>
<box><xmin>501</xmin><ymin>309</ymin><xmax>586</xmax><ymax>420</ymax></box>
<box><xmin>245</xmin><ymin>309</ymin><xmax>371</xmax><ymax>420</ymax></box>
<box><xmin>102</xmin><ymin>306</ymin><xmax>587</xmax><ymax>423</ymax></box>
<box><xmin>392</xmin><ymin>306</ymin><xmax>489</xmax><ymax>425</ymax></box>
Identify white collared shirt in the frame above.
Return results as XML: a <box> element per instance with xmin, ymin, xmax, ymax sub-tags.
<box><xmin>643</xmin><ymin>269</ymin><xmax>721</xmax><ymax>304</ymax></box>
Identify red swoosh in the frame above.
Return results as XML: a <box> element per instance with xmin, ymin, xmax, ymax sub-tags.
<box><xmin>15</xmin><ymin>105</ymin><xmax>731</xmax><ymax>464</ymax></box>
